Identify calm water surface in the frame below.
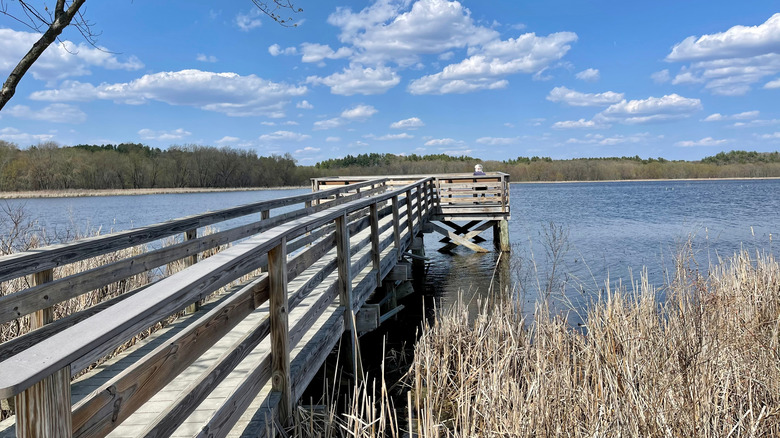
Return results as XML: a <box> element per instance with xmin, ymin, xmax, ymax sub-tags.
<box><xmin>3</xmin><ymin>180</ymin><xmax>778</xmax><ymax>316</ymax></box>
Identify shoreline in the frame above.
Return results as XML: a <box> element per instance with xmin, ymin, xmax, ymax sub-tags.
<box><xmin>511</xmin><ymin>176</ymin><xmax>780</xmax><ymax>184</ymax></box>
<box><xmin>0</xmin><ymin>186</ymin><xmax>308</xmax><ymax>199</ymax></box>
<box><xmin>2</xmin><ymin>176</ymin><xmax>779</xmax><ymax>198</ymax></box>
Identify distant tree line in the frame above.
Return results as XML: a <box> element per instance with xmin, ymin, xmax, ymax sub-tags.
<box><xmin>0</xmin><ymin>142</ymin><xmax>778</xmax><ymax>192</ymax></box>
<box><xmin>0</xmin><ymin>141</ymin><xmax>305</xmax><ymax>191</ymax></box>
<box><xmin>311</xmin><ymin>150</ymin><xmax>780</xmax><ymax>182</ymax></box>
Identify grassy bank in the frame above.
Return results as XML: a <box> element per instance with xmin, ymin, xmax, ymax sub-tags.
<box><xmin>285</xmin><ymin>250</ymin><xmax>780</xmax><ymax>437</ymax></box>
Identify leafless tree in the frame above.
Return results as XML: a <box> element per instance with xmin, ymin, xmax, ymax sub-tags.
<box><xmin>0</xmin><ymin>0</ymin><xmax>302</xmax><ymax>111</ymax></box>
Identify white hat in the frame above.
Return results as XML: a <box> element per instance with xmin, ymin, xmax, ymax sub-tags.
<box><xmin>475</xmin><ymin>164</ymin><xmax>483</xmax><ymax>170</ymax></box>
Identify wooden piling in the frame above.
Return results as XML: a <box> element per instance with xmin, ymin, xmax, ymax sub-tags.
<box><xmin>499</xmin><ymin>219</ymin><xmax>511</xmax><ymax>252</ymax></box>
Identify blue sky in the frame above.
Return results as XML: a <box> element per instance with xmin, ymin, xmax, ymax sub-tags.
<box><xmin>1</xmin><ymin>0</ymin><xmax>780</xmax><ymax>164</ymax></box>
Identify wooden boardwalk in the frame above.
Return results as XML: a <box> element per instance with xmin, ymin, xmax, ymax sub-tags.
<box><xmin>0</xmin><ymin>173</ymin><xmax>510</xmax><ymax>437</ymax></box>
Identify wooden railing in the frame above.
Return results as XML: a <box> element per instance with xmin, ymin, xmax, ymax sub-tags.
<box><xmin>312</xmin><ymin>172</ymin><xmax>510</xmax><ymax>220</ymax></box>
<box><xmin>0</xmin><ymin>177</ymin><xmax>436</xmax><ymax>437</ymax></box>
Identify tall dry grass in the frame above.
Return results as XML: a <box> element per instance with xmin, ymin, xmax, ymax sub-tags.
<box><xmin>281</xmin><ymin>248</ymin><xmax>780</xmax><ymax>437</ymax></box>
<box><xmin>408</xmin><ymin>250</ymin><xmax>780</xmax><ymax>437</ymax></box>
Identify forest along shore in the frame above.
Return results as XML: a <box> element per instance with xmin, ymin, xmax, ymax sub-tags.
<box><xmin>0</xmin><ymin>186</ymin><xmax>308</xmax><ymax>199</ymax></box>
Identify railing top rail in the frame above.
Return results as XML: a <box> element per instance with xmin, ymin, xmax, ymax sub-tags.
<box><xmin>313</xmin><ymin>172</ymin><xmax>508</xmax><ymax>183</ymax></box>
<box><xmin>0</xmin><ymin>178</ymin><xmax>388</xmax><ymax>283</ymax></box>
<box><xmin>0</xmin><ymin>177</ymin><xmax>432</xmax><ymax>399</ymax></box>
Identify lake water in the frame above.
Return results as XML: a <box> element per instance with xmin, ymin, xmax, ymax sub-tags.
<box><xmin>2</xmin><ymin>179</ymin><xmax>778</xmax><ymax>319</ymax></box>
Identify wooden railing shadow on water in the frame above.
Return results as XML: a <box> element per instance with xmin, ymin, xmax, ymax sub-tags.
<box><xmin>0</xmin><ymin>177</ymin><xmax>438</xmax><ymax>437</ymax></box>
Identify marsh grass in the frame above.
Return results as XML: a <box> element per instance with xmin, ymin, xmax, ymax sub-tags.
<box><xmin>408</xmin><ymin>250</ymin><xmax>780</xmax><ymax>437</ymax></box>
<box><xmin>283</xmin><ymin>248</ymin><xmax>780</xmax><ymax>437</ymax></box>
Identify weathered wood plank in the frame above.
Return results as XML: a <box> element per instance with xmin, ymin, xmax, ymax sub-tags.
<box><xmin>289</xmin><ymin>311</ymin><xmax>344</xmax><ymax>403</ymax></box>
<box><xmin>71</xmin><ymin>275</ymin><xmax>268</xmax><ymax>438</ymax></box>
<box><xmin>139</xmin><ymin>311</ymin><xmax>272</xmax><ymax>438</ymax></box>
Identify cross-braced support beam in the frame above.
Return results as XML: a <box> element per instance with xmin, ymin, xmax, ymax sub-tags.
<box><xmin>430</xmin><ymin>221</ymin><xmax>494</xmax><ymax>253</ymax></box>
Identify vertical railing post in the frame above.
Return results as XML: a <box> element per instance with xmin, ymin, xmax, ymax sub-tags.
<box><xmin>30</xmin><ymin>268</ymin><xmax>54</xmax><ymax>329</ymax></box>
<box><xmin>184</xmin><ymin>229</ymin><xmax>200</xmax><ymax>314</ymax></box>
<box><xmin>423</xmin><ymin>181</ymin><xmax>431</xmax><ymax>217</ymax></box>
<box><xmin>369</xmin><ymin>203</ymin><xmax>381</xmax><ymax>286</ymax></box>
<box><xmin>405</xmin><ymin>190</ymin><xmax>414</xmax><ymax>240</ymax></box>
<box><xmin>269</xmin><ymin>237</ymin><xmax>291</xmax><ymax>422</ymax></box>
<box><xmin>262</xmin><ymin>210</ymin><xmax>270</xmax><ymax>221</ymax></box>
<box><xmin>435</xmin><ymin>177</ymin><xmax>443</xmax><ymax>211</ymax></box>
<box><xmin>15</xmin><ymin>366</ymin><xmax>72</xmax><ymax>438</ymax></box>
<box><xmin>415</xmin><ymin>184</ymin><xmax>423</xmax><ymax>226</ymax></box>
<box><xmin>335</xmin><ymin>214</ymin><xmax>361</xmax><ymax>379</ymax></box>
<box><xmin>14</xmin><ymin>268</ymin><xmax>72</xmax><ymax>437</ymax></box>
<box><xmin>392</xmin><ymin>195</ymin><xmax>402</xmax><ymax>260</ymax></box>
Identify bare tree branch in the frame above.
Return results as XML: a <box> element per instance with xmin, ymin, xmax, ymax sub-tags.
<box><xmin>0</xmin><ymin>1</ymin><xmax>302</xmax><ymax>112</ymax></box>
<box><xmin>0</xmin><ymin>0</ymin><xmax>86</xmax><ymax>110</ymax></box>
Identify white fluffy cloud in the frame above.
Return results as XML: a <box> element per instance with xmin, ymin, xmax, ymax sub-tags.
<box><xmin>764</xmin><ymin>78</ymin><xmax>780</xmax><ymax>89</ymax></box>
<box><xmin>307</xmin><ymin>64</ymin><xmax>400</xmax><ymax>95</ymax></box>
<box><xmin>665</xmin><ymin>14</ymin><xmax>780</xmax><ymax>95</ymax></box>
<box><xmin>0</xmin><ymin>28</ymin><xmax>143</xmax><ymax>84</ymax></box>
<box><xmin>196</xmin><ymin>54</ymin><xmax>218</xmax><ymax>63</ymax></box>
<box><xmin>268</xmin><ymin>44</ymin><xmax>298</xmax><ymax>56</ymax></box>
<box><xmin>368</xmin><ymin>133</ymin><xmax>415</xmax><ymax>140</ymax></box>
<box><xmin>675</xmin><ymin>137</ymin><xmax>729</xmax><ymax>147</ymax></box>
<box><xmin>236</xmin><ymin>9</ymin><xmax>263</xmax><ymax>31</ymax></box>
<box><xmin>138</xmin><ymin>128</ymin><xmax>191</xmax><ymax>141</ymax></box>
<box><xmin>300</xmin><ymin>43</ymin><xmax>353</xmax><ymax>63</ymax></box>
<box><xmin>258</xmin><ymin>131</ymin><xmax>312</xmax><ymax>142</ymax></box>
<box><xmin>313</xmin><ymin>1</ymin><xmax>579</xmax><ymax>95</ymax></box>
<box><xmin>295</xmin><ymin>146</ymin><xmax>321</xmax><ymax>154</ymax></box>
<box><xmin>408</xmin><ymin>31</ymin><xmax>577</xmax><ymax>94</ymax></box>
<box><xmin>296</xmin><ymin>100</ymin><xmax>314</xmax><ymax>109</ymax></box>
<box><xmin>596</xmin><ymin>94</ymin><xmax>702</xmax><ymax>124</ymax></box>
<box><xmin>475</xmin><ymin>137</ymin><xmax>520</xmax><ymax>145</ymax></box>
<box><xmin>575</xmin><ymin>68</ymin><xmax>600</xmax><ymax>82</ymax></box>
<box><xmin>329</xmin><ymin>0</ymin><xmax>497</xmax><ymax>66</ymax></box>
<box><xmin>6</xmin><ymin>103</ymin><xmax>87</xmax><ymax>124</ymax></box>
<box><xmin>216</xmin><ymin>136</ymin><xmax>240</xmax><ymax>145</ymax></box>
<box><xmin>0</xmin><ymin>127</ymin><xmax>55</xmax><ymax>145</ymax></box>
<box><xmin>703</xmin><ymin>111</ymin><xmax>759</xmax><ymax>122</ymax></box>
<box><xmin>546</xmin><ymin>86</ymin><xmax>623</xmax><ymax>106</ymax></box>
<box><xmin>651</xmin><ymin>69</ymin><xmax>671</xmax><ymax>84</ymax></box>
<box><xmin>313</xmin><ymin>118</ymin><xmax>344</xmax><ymax>130</ymax></box>
<box><xmin>667</xmin><ymin>13</ymin><xmax>780</xmax><ymax>62</ymax></box>
<box><xmin>341</xmin><ymin>104</ymin><xmax>378</xmax><ymax>120</ymax></box>
<box><xmin>565</xmin><ymin>132</ymin><xmax>649</xmax><ymax>146</ymax></box>
<box><xmin>390</xmin><ymin>117</ymin><xmax>425</xmax><ymax>129</ymax></box>
<box><xmin>313</xmin><ymin>104</ymin><xmax>377</xmax><ymax>130</ymax></box>
<box><xmin>31</xmin><ymin>69</ymin><xmax>307</xmax><ymax>117</ymax></box>
<box><xmin>424</xmin><ymin>138</ymin><xmax>459</xmax><ymax>146</ymax></box>
<box><xmin>551</xmin><ymin>119</ymin><xmax>606</xmax><ymax>129</ymax></box>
